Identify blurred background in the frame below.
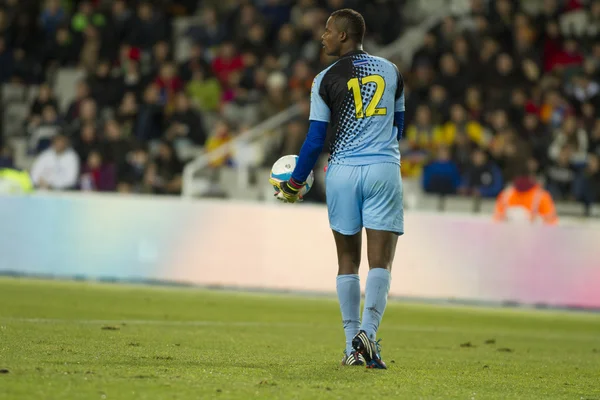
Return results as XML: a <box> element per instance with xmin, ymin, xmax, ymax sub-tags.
<box><xmin>0</xmin><ymin>0</ymin><xmax>598</xmax><ymax>219</ymax></box>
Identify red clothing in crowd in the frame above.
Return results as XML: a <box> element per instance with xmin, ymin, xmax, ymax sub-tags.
<box><xmin>212</xmin><ymin>55</ymin><xmax>244</xmax><ymax>86</ymax></box>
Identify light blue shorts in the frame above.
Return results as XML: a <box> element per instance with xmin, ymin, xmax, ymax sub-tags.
<box><xmin>325</xmin><ymin>163</ymin><xmax>404</xmax><ymax>236</ymax></box>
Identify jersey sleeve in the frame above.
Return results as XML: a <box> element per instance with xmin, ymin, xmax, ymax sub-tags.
<box><xmin>393</xmin><ymin>65</ymin><xmax>405</xmax><ymax>112</ymax></box>
<box><xmin>309</xmin><ymin>72</ymin><xmax>330</xmax><ymax>122</ymax></box>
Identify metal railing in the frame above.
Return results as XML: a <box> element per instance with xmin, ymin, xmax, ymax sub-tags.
<box><xmin>181</xmin><ymin>104</ymin><xmax>302</xmax><ymax>197</ymax></box>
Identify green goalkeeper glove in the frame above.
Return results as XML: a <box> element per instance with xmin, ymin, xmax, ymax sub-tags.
<box><xmin>269</xmin><ymin>177</ymin><xmax>305</xmax><ymax>203</ymax></box>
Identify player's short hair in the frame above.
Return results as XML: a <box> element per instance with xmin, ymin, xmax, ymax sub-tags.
<box><xmin>331</xmin><ymin>9</ymin><xmax>365</xmax><ymax>43</ymax></box>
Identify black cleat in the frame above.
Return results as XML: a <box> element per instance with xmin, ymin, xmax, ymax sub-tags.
<box><xmin>341</xmin><ymin>351</ymin><xmax>365</xmax><ymax>366</ymax></box>
<box><xmin>352</xmin><ymin>330</ymin><xmax>387</xmax><ymax>369</ymax></box>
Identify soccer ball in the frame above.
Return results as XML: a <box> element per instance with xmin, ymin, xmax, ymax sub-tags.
<box><xmin>270</xmin><ymin>155</ymin><xmax>314</xmax><ymax>198</ymax></box>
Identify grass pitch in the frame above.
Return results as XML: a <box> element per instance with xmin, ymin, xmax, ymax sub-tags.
<box><xmin>0</xmin><ymin>278</ymin><xmax>599</xmax><ymax>400</ymax></box>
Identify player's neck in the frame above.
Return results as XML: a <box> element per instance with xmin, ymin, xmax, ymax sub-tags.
<box><xmin>339</xmin><ymin>44</ymin><xmax>364</xmax><ymax>58</ymax></box>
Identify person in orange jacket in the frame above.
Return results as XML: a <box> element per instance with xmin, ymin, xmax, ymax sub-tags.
<box><xmin>493</xmin><ymin>172</ymin><xmax>559</xmax><ymax>225</ymax></box>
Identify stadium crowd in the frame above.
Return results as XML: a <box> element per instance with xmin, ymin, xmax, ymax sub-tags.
<box><xmin>404</xmin><ymin>0</ymin><xmax>600</xmax><ymax>214</ymax></box>
<box><xmin>0</xmin><ymin>0</ymin><xmax>404</xmax><ymax>195</ymax></box>
<box><xmin>0</xmin><ymin>0</ymin><xmax>599</xmax><ymax>214</ymax></box>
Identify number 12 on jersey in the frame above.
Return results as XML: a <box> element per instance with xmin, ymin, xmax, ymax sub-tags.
<box><xmin>347</xmin><ymin>75</ymin><xmax>387</xmax><ymax>119</ymax></box>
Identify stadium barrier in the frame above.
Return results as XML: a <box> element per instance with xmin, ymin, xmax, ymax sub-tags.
<box><xmin>1</xmin><ymin>192</ymin><xmax>599</xmax><ymax>309</ymax></box>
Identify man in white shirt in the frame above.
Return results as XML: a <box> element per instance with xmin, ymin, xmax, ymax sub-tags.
<box><xmin>30</xmin><ymin>134</ymin><xmax>80</xmax><ymax>190</ymax></box>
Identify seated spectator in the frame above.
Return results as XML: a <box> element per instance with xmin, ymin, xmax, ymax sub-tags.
<box><xmin>135</xmin><ymin>84</ymin><xmax>164</xmax><ymax>142</ymax></box>
<box><xmin>45</xmin><ymin>26</ymin><xmax>79</xmax><ymax>68</ymax></box>
<box><xmin>186</xmin><ymin>6</ymin><xmax>226</xmax><ymax>49</ymax></box>
<box><xmin>116</xmin><ymin>92</ymin><xmax>139</xmax><ymax>138</ymax></box>
<box><xmin>73</xmin><ymin>122</ymin><xmax>99</xmax><ymax>164</ymax></box>
<box><xmin>179</xmin><ymin>43</ymin><xmax>211</xmax><ymax>83</ymax></box>
<box><xmin>212</xmin><ymin>41</ymin><xmax>245</xmax><ymax>87</ymax></box>
<box><xmin>459</xmin><ymin>148</ymin><xmax>504</xmax><ymax>198</ymax></box>
<box><xmin>144</xmin><ymin>141</ymin><xmax>183</xmax><ymax>195</ymax></box>
<box><xmin>117</xmin><ymin>145</ymin><xmax>150</xmax><ymax>193</ymax></box>
<box><xmin>573</xmin><ymin>154</ymin><xmax>600</xmax><ymax>216</ymax></box>
<box><xmin>30</xmin><ymin>134</ymin><xmax>80</xmax><ymax>190</ymax></box>
<box><xmin>0</xmin><ymin>144</ymin><xmax>14</xmax><ymax>169</ymax></box>
<box><xmin>520</xmin><ymin>113</ymin><xmax>550</xmax><ymax>168</ymax></box>
<box><xmin>548</xmin><ymin>115</ymin><xmax>588</xmax><ymax>164</ymax></box>
<box><xmin>442</xmin><ymin>103</ymin><xmax>487</xmax><ymax>147</ymax></box>
<box><xmin>545</xmin><ymin>145</ymin><xmax>577</xmax><ymax>200</ymax></box>
<box><xmin>126</xmin><ymin>1</ymin><xmax>166</xmax><ymax>51</ymax></box>
<box><xmin>405</xmin><ymin>104</ymin><xmax>445</xmax><ymax>151</ymax></box>
<box><xmin>101</xmin><ymin>119</ymin><xmax>131</xmax><ymax>168</ymax></box>
<box><xmin>205</xmin><ymin>119</ymin><xmax>233</xmax><ymax>167</ymax></box>
<box><xmin>422</xmin><ymin>146</ymin><xmax>461</xmax><ymax>195</ymax></box>
<box><xmin>165</xmin><ymin>92</ymin><xmax>207</xmax><ymax>148</ymax></box>
<box><xmin>79</xmin><ymin>150</ymin><xmax>116</xmax><ymax>192</ymax></box>
<box><xmin>28</xmin><ymin>105</ymin><xmax>62</xmax><ymax>154</ymax></box>
<box><xmin>71</xmin><ymin>0</ymin><xmax>106</xmax><ymax>34</ymax></box>
<box><xmin>29</xmin><ymin>83</ymin><xmax>59</xmax><ymax>120</ymax></box>
<box><xmin>186</xmin><ymin>67</ymin><xmax>222</xmax><ymax>113</ymax></box>
<box><xmin>153</xmin><ymin>62</ymin><xmax>183</xmax><ymax>107</ymax></box>
<box><xmin>589</xmin><ymin>119</ymin><xmax>600</xmax><ymax>158</ymax></box>
<box><xmin>402</xmin><ymin>104</ymin><xmax>442</xmax><ymax>178</ymax></box>
<box><xmin>65</xmin><ymin>80</ymin><xmax>91</xmax><ymax>124</ymax></box>
<box><xmin>40</xmin><ymin>0</ymin><xmax>65</xmax><ymax>36</ymax></box>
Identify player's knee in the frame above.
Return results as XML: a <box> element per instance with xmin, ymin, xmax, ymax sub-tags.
<box><xmin>368</xmin><ymin>256</ymin><xmax>392</xmax><ymax>271</ymax></box>
<box><xmin>338</xmin><ymin>253</ymin><xmax>360</xmax><ymax>275</ymax></box>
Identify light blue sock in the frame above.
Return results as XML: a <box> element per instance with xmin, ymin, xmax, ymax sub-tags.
<box><xmin>336</xmin><ymin>274</ymin><xmax>361</xmax><ymax>355</ymax></box>
<box><xmin>360</xmin><ymin>268</ymin><xmax>391</xmax><ymax>341</ymax></box>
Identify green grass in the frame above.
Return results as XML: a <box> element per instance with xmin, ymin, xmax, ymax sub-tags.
<box><xmin>0</xmin><ymin>278</ymin><xmax>599</xmax><ymax>400</ymax></box>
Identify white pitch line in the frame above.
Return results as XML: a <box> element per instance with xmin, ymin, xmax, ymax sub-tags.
<box><xmin>1</xmin><ymin>317</ymin><xmax>598</xmax><ymax>342</ymax></box>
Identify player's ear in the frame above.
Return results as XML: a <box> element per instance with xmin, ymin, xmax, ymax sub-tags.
<box><xmin>339</xmin><ymin>31</ymin><xmax>347</xmax><ymax>42</ymax></box>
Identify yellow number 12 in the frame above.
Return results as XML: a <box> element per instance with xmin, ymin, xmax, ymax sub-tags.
<box><xmin>347</xmin><ymin>75</ymin><xmax>387</xmax><ymax>119</ymax></box>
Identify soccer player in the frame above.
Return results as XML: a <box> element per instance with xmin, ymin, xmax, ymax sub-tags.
<box><xmin>270</xmin><ymin>9</ymin><xmax>404</xmax><ymax>369</ymax></box>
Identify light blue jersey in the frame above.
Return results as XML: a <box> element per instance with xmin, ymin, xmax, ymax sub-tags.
<box><xmin>309</xmin><ymin>50</ymin><xmax>405</xmax><ymax>166</ymax></box>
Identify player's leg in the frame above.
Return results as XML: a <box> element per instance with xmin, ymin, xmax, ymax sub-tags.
<box><xmin>326</xmin><ymin>164</ymin><xmax>364</xmax><ymax>365</ymax></box>
<box><xmin>353</xmin><ymin>163</ymin><xmax>404</xmax><ymax>369</ymax></box>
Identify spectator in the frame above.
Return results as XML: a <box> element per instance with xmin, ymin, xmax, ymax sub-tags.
<box><xmin>212</xmin><ymin>42</ymin><xmax>245</xmax><ymax>87</ymax></box>
<box><xmin>28</xmin><ymin>105</ymin><xmax>62</xmax><ymax>154</ymax></box>
<box><xmin>30</xmin><ymin>134</ymin><xmax>80</xmax><ymax>190</ymax></box>
<box><xmin>45</xmin><ymin>26</ymin><xmax>78</xmax><ymax>68</ymax></box>
<box><xmin>442</xmin><ymin>104</ymin><xmax>486</xmax><ymax>148</ymax></box>
<box><xmin>545</xmin><ymin>145</ymin><xmax>577</xmax><ymax>200</ymax></box>
<box><xmin>40</xmin><ymin>0</ymin><xmax>65</xmax><ymax>37</ymax></box>
<box><xmin>65</xmin><ymin>80</ymin><xmax>91</xmax><ymax>124</ymax></box>
<box><xmin>165</xmin><ymin>92</ymin><xmax>207</xmax><ymax>148</ymax></box>
<box><xmin>521</xmin><ymin>112</ymin><xmax>551</xmax><ymax>168</ymax></box>
<box><xmin>101</xmin><ymin>119</ymin><xmax>131</xmax><ymax>168</ymax></box>
<box><xmin>0</xmin><ymin>36</ymin><xmax>13</xmax><ymax>83</ymax></box>
<box><xmin>422</xmin><ymin>146</ymin><xmax>461</xmax><ymax>195</ymax></box>
<box><xmin>404</xmin><ymin>104</ymin><xmax>444</xmax><ymax>154</ymax></box>
<box><xmin>186</xmin><ymin>66</ymin><xmax>222</xmax><ymax>113</ymax></box>
<box><xmin>0</xmin><ymin>145</ymin><xmax>14</xmax><ymax>169</ymax></box>
<box><xmin>116</xmin><ymin>92</ymin><xmax>139</xmax><ymax>138</ymax></box>
<box><xmin>548</xmin><ymin>115</ymin><xmax>588</xmax><ymax>164</ymax></box>
<box><xmin>71</xmin><ymin>0</ymin><xmax>106</xmax><ymax>34</ymax></box>
<box><xmin>493</xmin><ymin>169</ymin><xmax>559</xmax><ymax>225</ymax></box>
<box><xmin>573</xmin><ymin>154</ymin><xmax>600</xmax><ymax>215</ymax></box>
<box><xmin>154</xmin><ymin>62</ymin><xmax>183</xmax><ymax>107</ymax></box>
<box><xmin>589</xmin><ymin>119</ymin><xmax>600</xmax><ymax>158</ymax></box>
<box><xmin>29</xmin><ymin>84</ymin><xmax>59</xmax><ymax>120</ymax></box>
<box><xmin>459</xmin><ymin>148</ymin><xmax>504</xmax><ymax>198</ymax></box>
<box><xmin>117</xmin><ymin>145</ymin><xmax>150</xmax><ymax>193</ymax></box>
<box><xmin>73</xmin><ymin>122</ymin><xmax>99</xmax><ymax>164</ymax></box>
<box><xmin>205</xmin><ymin>119</ymin><xmax>233</xmax><ymax>168</ymax></box>
<box><xmin>186</xmin><ymin>6</ymin><xmax>226</xmax><ymax>49</ymax></box>
<box><xmin>145</xmin><ymin>141</ymin><xmax>183</xmax><ymax>195</ymax></box>
<box><xmin>79</xmin><ymin>150</ymin><xmax>116</xmax><ymax>192</ymax></box>
<box><xmin>135</xmin><ymin>84</ymin><xmax>164</xmax><ymax>142</ymax></box>
<box><xmin>126</xmin><ymin>1</ymin><xmax>166</xmax><ymax>51</ymax></box>
<box><xmin>179</xmin><ymin>43</ymin><xmax>211</xmax><ymax>83</ymax></box>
